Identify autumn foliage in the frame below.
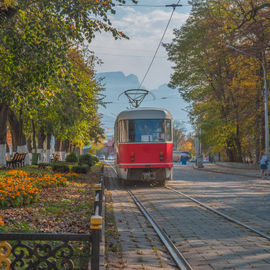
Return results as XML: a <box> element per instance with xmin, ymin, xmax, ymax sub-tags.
<box><xmin>166</xmin><ymin>0</ymin><xmax>270</xmax><ymax>162</ymax></box>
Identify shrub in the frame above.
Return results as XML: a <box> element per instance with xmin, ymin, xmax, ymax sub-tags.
<box><xmin>38</xmin><ymin>163</ymin><xmax>51</xmax><ymax>169</ymax></box>
<box><xmin>78</xmin><ymin>154</ymin><xmax>95</xmax><ymax>167</ymax></box>
<box><xmin>65</xmin><ymin>152</ymin><xmax>78</xmax><ymax>163</ymax></box>
<box><xmin>52</xmin><ymin>163</ymin><xmax>70</xmax><ymax>173</ymax></box>
<box><xmin>92</xmin><ymin>156</ymin><xmax>99</xmax><ymax>164</ymax></box>
<box><xmin>71</xmin><ymin>164</ymin><xmax>90</xmax><ymax>174</ymax></box>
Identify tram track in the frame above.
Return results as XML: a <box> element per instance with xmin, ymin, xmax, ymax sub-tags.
<box><xmin>129</xmin><ymin>184</ymin><xmax>270</xmax><ymax>269</ymax></box>
<box><xmin>165</xmin><ymin>185</ymin><xmax>270</xmax><ymax>242</ymax></box>
<box><xmin>105</xmin><ymin>165</ymin><xmax>270</xmax><ymax>269</ymax></box>
<box><xmin>129</xmin><ymin>183</ymin><xmax>270</xmax><ymax>247</ymax></box>
<box><xmin>105</xmin><ymin>166</ymin><xmax>180</xmax><ymax>269</ymax></box>
<box><xmin>128</xmin><ymin>190</ymin><xmax>193</xmax><ymax>270</ymax></box>
<box><xmin>128</xmin><ymin>184</ymin><xmax>270</xmax><ymax>270</ymax></box>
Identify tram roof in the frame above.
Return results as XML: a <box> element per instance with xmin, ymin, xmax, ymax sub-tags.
<box><xmin>116</xmin><ymin>107</ymin><xmax>173</xmax><ymax>121</ymax></box>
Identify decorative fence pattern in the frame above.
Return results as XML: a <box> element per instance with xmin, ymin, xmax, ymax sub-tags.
<box><xmin>0</xmin><ymin>166</ymin><xmax>104</xmax><ymax>270</ymax></box>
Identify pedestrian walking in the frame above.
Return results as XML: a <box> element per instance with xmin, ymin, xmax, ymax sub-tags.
<box><xmin>260</xmin><ymin>151</ymin><xmax>268</xmax><ymax>179</ymax></box>
<box><xmin>181</xmin><ymin>156</ymin><xmax>187</xmax><ymax>165</ymax></box>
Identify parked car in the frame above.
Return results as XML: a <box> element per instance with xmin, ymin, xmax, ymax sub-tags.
<box><xmin>107</xmin><ymin>153</ymin><xmax>115</xmax><ymax>161</ymax></box>
<box><xmin>173</xmin><ymin>151</ymin><xmax>181</xmax><ymax>162</ymax></box>
<box><xmin>180</xmin><ymin>151</ymin><xmax>191</xmax><ymax>160</ymax></box>
<box><xmin>99</xmin><ymin>154</ymin><xmax>105</xmax><ymax>160</ymax></box>
<box><xmin>173</xmin><ymin>151</ymin><xmax>191</xmax><ymax>162</ymax></box>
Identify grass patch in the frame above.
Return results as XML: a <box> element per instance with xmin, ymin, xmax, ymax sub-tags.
<box><xmin>21</xmin><ymin>165</ymin><xmax>51</xmax><ymax>174</ymax></box>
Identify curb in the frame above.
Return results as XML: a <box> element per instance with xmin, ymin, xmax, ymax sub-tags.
<box><xmin>192</xmin><ymin>165</ymin><xmax>259</xmax><ymax>178</ymax></box>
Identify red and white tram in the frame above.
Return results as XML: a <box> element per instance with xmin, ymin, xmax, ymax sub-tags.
<box><xmin>114</xmin><ymin>107</ymin><xmax>173</xmax><ymax>184</ymax></box>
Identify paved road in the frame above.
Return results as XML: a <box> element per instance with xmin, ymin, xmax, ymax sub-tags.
<box><xmin>172</xmin><ymin>165</ymin><xmax>270</xmax><ymax>234</ymax></box>
<box><xmin>105</xmin><ymin>165</ymin><xmax>270</xmax><ymax>269</ymax></box>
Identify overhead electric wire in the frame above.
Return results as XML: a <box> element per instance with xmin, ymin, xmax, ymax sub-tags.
<box><xmin>115</xmin><ymin>4</ymin><xmax>190</xmax><ymax>7</ymax></box>
<box><xmin>138</xmin><ymin>1</ymin><xmax>181</xmax><ymax>89</ymax></box>
<box><xmin>94</xmin><ymin>52</ymin><xmax>167</xmax><ymax>58</ymax></box>
<box><xmin>116</xmin><ymin>4</ymin><xmax>169</xmax><ymax>7</ymax></box>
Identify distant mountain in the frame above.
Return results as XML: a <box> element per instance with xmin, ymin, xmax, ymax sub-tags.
<box><xmin>96</xmin><ymin>72</ymin><xmax>192</xmax><ymax>135</ymax></box>
<box><xmin>96</xmin><ymin>71</ymin><xmax>140</xmax><ymax>99</ymax></box>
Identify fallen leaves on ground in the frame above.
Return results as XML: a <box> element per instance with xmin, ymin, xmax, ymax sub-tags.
<box><xmin>0</xmin><ymin>172</ymin><xmax>99</xmax><ymax>234</ymax></box>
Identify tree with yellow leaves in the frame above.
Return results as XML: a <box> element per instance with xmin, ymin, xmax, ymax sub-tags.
<box><xmin>165</xmin><ymin>0</ymin><xmax>270</xmax><ymax>162</ymax></box>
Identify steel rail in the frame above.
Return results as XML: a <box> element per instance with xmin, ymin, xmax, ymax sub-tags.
<box><xmin>166</xmin><ymin>186</ymin><xmax>270</xmax><ymax>241</ymax></box>
<box><xmin>128</xmin><ymin>190</ymin><xmax>193</xmax><ymax>270</ymax></box>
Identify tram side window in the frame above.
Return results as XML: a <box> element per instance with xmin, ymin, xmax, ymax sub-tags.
<box><xmin>165</xmin><ymin>120</ymin><xmax>172</xmax><ymax>141</ymax></box>
<box><xmin>119</xmin><ymin>120</ymin><xmax>128</xmax><ymax>143</ymax></box>
<box><xmin>128</xmin><ymin>120</ymin><xmax>136</xmax><ymax>142</ymax></box>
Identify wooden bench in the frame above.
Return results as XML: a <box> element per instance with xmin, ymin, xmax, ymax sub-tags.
<box><xmin>6</xmin><ymin>152</ymin><xmax>27</xmax><ymax>168</ymax></box>
<box><xmin>17</xmin><ymin>153</ymin><xmax>27</xmax><ymax>167</ymax></box>
<box><xmin>6</xmin><ymin>152</ymin><xmax>19</xmax><ymax>168</ymax></box>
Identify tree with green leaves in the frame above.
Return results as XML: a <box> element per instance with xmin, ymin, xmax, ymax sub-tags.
<box><xmin>0</xmin><ymin>0</ymin><xmax>137</xmax><ymax>165</ymax></box>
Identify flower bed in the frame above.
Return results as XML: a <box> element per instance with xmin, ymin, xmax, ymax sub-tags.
<box><xmin>0</xmin><ymin>169</ymin><xmax>99</xmax><ymax>234</ymax></box>
<box><xmin>0</xmin><ymin>170</ymin><xmax>78</xmax><ymax>208</ymax></box>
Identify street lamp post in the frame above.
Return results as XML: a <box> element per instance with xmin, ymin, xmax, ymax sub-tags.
<box><xmin>227</xmin><ymin>45</ymin><xmax>269</xmax><ymax>158</ymax></box>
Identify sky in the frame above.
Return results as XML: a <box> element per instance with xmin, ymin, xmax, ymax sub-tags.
<box><xmin>90</xmin><ymin>0</ymin><xmax>191</xmax><ymax>90</ymax></box>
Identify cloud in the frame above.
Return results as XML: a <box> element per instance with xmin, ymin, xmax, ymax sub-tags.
<box><xmin>90</xmin><ymin>7</ymin><xmax>189</xmax><ymax>88</ymax></box>
<box><xmin>113</xmin><ymin>9</ymin><xmax>188</xmax><ymax>39</ymax></box>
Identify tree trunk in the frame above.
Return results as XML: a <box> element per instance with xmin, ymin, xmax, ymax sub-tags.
<box><xmin>235</xmin><ymin>122</ymin><xmax>243</xmax><ymax>162</ymax></box>
<box><xmin>46</xmin><ymin>133</ymin><xmax>51</xmax><ymax>163</ymax></box>
<box><xmin>72</xmin><ymin>143</ymin><xmax>76</xmax><ymax>152</ymax></box>
<box><xmin>255</xmin><ymin>87</ymin><xmax>261</xmax><ymax>163</ymax></box>
<box><xmin>55</xmin><ymin>138</ymin><xmax>61</xmax><ymax>160</ymax></box>
<box><xmin>6</xmin><ymin>144</ymin><xmax>10</xmax><ymax>161</ymax></box>
<box><xmin>27</xmin><ymin>137</ymin><xmax>32</xmax><ymax>153</ymax></box>
<box><xmin>8</xmin><ymin>108</ymin><xmax>30</xmax><ymax>164</ymax></box>
<box><xmin>37</xmin><ymin>127</ymin><xmax>46</xmax><ymax>163</ymax></box>
<box><xmin>75</xmin><ymin>147</ymin><xmax>81</xmax><ymax>159</ymax></box>
<box><xmin>11</xmin><ymin>128</ymin><xmax>17</xmax><ymax>153</ymax></box>
<box><xmin>27</xmin><ymin>137</ymin><xmax>32</xmax><ymax>164</ymax></box>
<box><xmin>32</xmin><ymin>120</ymin><xmax>37</xmax><ymax>153</ymax></box>
<box><xmin>0</xmin><ymin>103</ymin><xmax>8</xmax><ymax>166</ymax></box>
<box><xmin>55</xmin><ymin>138</ymin><xmax>61</xmax><ymax>152</ymax></box>
<box><xmin>69</xmin><ymin>142</ymin><xmax>72</xmax><ymax>153</ymax></box>
<box><xmin>61</xmin><ymin>139</ymin><xmax>69</xmax><ymax>161</ymax></box>
<box><xmin>225</xmin><ymin>137</ymin><xmax>238</xmax><ymax>162</ymax></box>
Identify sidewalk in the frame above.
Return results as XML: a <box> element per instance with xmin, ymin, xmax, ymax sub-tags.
<box><xmin>193</xmin><ymin>163</ymin><xmax>260</xmax><ymax>178</ymax></box>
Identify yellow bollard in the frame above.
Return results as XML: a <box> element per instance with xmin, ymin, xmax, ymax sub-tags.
<box><xmin>93</xmin><ymin>183</ymin><xmax>102</xmax><ymax>191</ymax></box>
<box><xmin>90</xmin><ymin>215</ymin><xmax>103</xmax><ymax>230</ymax></box>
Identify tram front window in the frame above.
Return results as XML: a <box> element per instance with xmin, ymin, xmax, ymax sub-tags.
<box><xmin>128</xmin><ymin>119</ymin><xmax>170</xmax><ymax>142</ymax></box>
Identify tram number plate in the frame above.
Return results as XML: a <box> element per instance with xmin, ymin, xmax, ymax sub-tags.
<box><xmin>142</xmin><ymin>172</ymin><xmax>156</xmax><ymax>180</ymax></box>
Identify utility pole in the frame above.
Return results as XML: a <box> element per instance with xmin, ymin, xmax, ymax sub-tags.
<box><xmin>195</xmin><ymin>126</ymin><xmax>203</xmax><ymax>168</ymax></box>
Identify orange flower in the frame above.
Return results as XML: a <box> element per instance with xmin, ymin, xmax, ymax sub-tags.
<box><xmin>0</xmin><ymin>169</ymin><xmax>76</xmax><ymax>208</ymax></box>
